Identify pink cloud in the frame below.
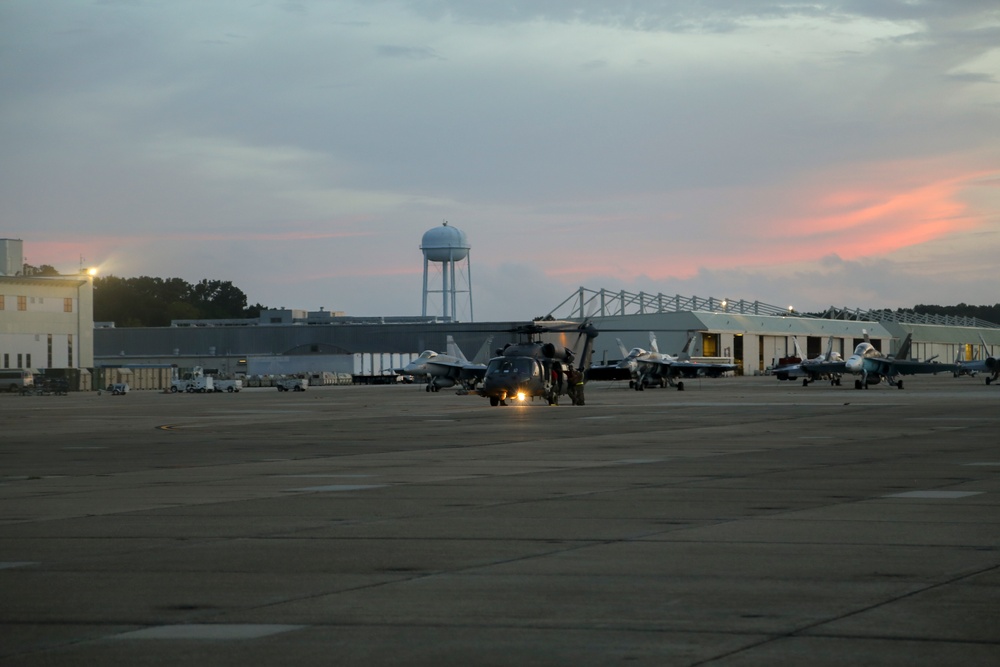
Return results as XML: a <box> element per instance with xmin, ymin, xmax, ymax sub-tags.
<box><xmin>545</xmin><ymin>161</ymin><xmax>996</xmax><ymax>285</ymax></box>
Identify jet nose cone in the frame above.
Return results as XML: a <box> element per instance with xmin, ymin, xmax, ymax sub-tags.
<box><xmin>845</xmin><ymin>356</ymin><xmax>862</xmax><ymax>372</ymax></box>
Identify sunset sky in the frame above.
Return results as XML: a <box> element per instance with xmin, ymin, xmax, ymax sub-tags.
<box><xmin>2</xmin><ymin>1</ymin><xmax>998</xmax><ymax>321</ymax></box>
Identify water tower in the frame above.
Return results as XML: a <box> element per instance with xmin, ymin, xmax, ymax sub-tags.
<box><xmin>421</xmin><ymin>222</ymin><xmax>473</xmax><ymax>322</ymax></box>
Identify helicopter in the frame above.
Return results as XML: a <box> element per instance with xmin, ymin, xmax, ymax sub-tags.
<box><xmin>478</xmin><ymin>320</ymin><xmax>597</xmax><ymax>406</ymax></box>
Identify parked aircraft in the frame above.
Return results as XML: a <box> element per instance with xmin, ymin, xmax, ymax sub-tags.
<box><xmin>771</xmin><ymin>335</ymin><xmax>845</xmax><ymax>386</ymax></box>
<box><xmin>616</xmin><ymin>332</ymin><xmax>736</xmax><ymax>391</ymax></box>
<box><xmin>844</xmin><ymin>333</ymin><xmax>956</xmax><ymax>389</ymax></box>
<box><xmin>398</xmin><ymin>335</ymin><xmax>492</xmax><ymax>392</ymax></box>
<box><xmin>954</xmin><ymin>335</ymin><xmax>1000</xmax><ymax>385</ymax></box>
<box><xmin>479</xmin><ymin>320</ymin><xmax>596</xmax><ymax>406</ymax></box>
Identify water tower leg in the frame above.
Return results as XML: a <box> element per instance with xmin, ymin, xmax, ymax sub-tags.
<box><xmin>421</xmin><ymin>257</ymin><xmax>429</xmax><ymax>317</ymax></box>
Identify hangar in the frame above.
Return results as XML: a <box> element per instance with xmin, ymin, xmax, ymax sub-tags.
<box><xmin>550</xmin><ymin>288</ymin><xmax>1000</xmax><ymax>374</ymax></box>
<box><xmin>92</xmin><ymin>287</ymin><xmax>999</xmax><ymax>381</ymax></box>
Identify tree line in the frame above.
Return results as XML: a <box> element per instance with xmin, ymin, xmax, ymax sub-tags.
<box><xmin>92</xmin><ymin>276</ymin><xmax>265</xmax><ymax>327</ymax></box>
<box><xmin>912</xmin><ymin>303</ymin><xmax>1000</xmax><ymax>324</ymax></box>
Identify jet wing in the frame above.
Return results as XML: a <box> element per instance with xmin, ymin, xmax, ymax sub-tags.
<box><xmin>882</xmin><ymin>360</ymin><xmax>958</xmax><ymax>377</ymax></box>
<box><xmin>956</xmin><ymin>359</ymin><xmax>989</xmax><ymax>374</ymax></box>
<box><xmin>459</xmin><ymin>363</ymin><xmax>487</xmax><ymax>382</ymax></box>
<box><xmin>659</xmin><ymin>359</ymin><xmax>737</xmax><ymax>378</ymax></box>
<box><xmin>771</xmin><ymin>362</ymin><xmax>805</xmax><ymax>377</ymax></box>
<box><xmin>422</xmin><ymin>359</ymin><xmax>469</xmax><ymax>379</ymax></box>
<box><xmin>803</xmin><ymin>361</ymin><xmax>848</xmax><ymax>376</ymax></box>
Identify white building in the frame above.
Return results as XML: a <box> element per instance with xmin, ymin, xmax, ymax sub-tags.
<box><xmin>0</xmin><ymin>240</ymin><xmax>95</xmax><ymax>372</ymax></box>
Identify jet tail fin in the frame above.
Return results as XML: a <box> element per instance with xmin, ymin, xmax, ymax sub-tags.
<box><xmin>677</xmin><ymin>334</ymin><xmax>696</xmax><ymax>361</ymax></box>
<box><xmin>649</xmin><ymin>332</ymin><xmax>660</xmax><ymax>355</ymax></box>
<box><xmin>895</xmin><ymin>333</ymin><xmax>912</xmax><ymax>361</ymax></box>
<box><xmin>616</xmin><ymin>338</ymin><xmax>629</xmax><ymax>358</ymax></box>
<box><xmin>823</xmin><ymin>335</ymin><xmax>834</xmax><ymax>361</ymax></box>
<box><xmin>470</xmin><ymin>336</ymin><xmax>494</xmax><ymax>365</ymax></box>
<box><xmin>791</xmin><ymin>336</ymin><xmax>805</xmax><ymax>360</ymax></box>
<box><xmin>446</xmin><ymin>335</ymin><xmax>469</xmax><ymax>363</ymax></box>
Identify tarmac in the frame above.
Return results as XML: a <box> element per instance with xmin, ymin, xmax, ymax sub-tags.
<box><xmin>1</xmin><ymin>374</ymin><xmax>998</xmax><ymax>666</ymax></box>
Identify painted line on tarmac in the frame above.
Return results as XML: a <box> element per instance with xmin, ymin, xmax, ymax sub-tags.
<box><xmin>0</xmin><ymin>562</ymin><xmax>38</xmax><ymax>570</ymax></box>
<box><xmin>278</xmin><ymin>474</ymin><xmax>375</xmax><ymax>478</ymax></box>
<box><xmin>286</xmin><ymin>484</ymin><xmax>387</xmax><ymax>493</ymax></box>
<box><xmin>883</xmin><ymin>490</ymin><xmax>983</xmax><ymax>499</ymax></box>
<box><xmin>109</xmin><ymin>624</ymin><xmax>305</xmax><ymax>640</ymax></box>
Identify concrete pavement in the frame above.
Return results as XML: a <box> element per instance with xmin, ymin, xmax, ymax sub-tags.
<box><xmin>1</xmin><ymin>375</ymin><xmax>998</xmax><ymax>665</ymax></box>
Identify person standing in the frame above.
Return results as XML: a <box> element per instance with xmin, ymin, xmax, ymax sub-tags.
<box><xmin>573</xmin><ymin>367</ymin><xmax>586</xmax><ymax>406</ymax></box>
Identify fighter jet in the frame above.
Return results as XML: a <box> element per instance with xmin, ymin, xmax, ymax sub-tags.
<box><xmin>771</xmin><ymin>335</ymin><xmax>845</xmax><ymax>387</ymax></box>
<box><xmin>616</xmin><ymin>332</ymin><xmax>736</xmax><ymax>391</ymax></box>
<box><xmin>398</xmin><ymin>335</ymin><xmax>492</xmax><ymax>392</ymax></box>
<box><xmin>844</xmin><ymin>333</ymin><xmax>956</xmax><ymax>389</ymax></box>
<box><xmin>954</xmin><ymin>334</ymin><xmax>1000</xmax><ymax>385</ymax></box>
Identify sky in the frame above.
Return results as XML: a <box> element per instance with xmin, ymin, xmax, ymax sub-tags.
<box><xmin>2</xmin><ymin>0</ymin><xmax>998</xmax><ymax>321</ymax></box>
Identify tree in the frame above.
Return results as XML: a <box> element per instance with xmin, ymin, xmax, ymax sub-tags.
<box><xmin>93</xmin><ymin>275</ymin><xmax>264</xmax><ymax>327</ymax></box>
<box><xmin>21</xmin><ymin>263</ymin><xmax>60</xmax><ymax>276</ymax></box>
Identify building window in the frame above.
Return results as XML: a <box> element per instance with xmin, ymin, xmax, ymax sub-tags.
<box><xmin>26</xmin><ymin>354</ymin><xmax>31</xmax><ymax>369</ymax></box>
<box><xmin>17</xmin><ymin>353</ymin><xmax>22</xmax><ymax>368</ymax></box>
<box><xmin>0</xmin><ymin>295</ymin><xmax>4</xmax><ymax>310</ymax></box>
<box><xmin>3</xmin><ymin>353</ymin><xmax>8</xmax><ymax>369</ymax></box>
<box><xmin>17</xmin><ymin>295</ymin><xmax>26</xmax><ymax>311</ymax></box>
<box><xmin>47</xmin><ymin>334</ymin><xmax>52</xmax><ymax>368</ymax></box>
<box><xmin>64</xmin><ymin>298</ymin><xmax>73</xmax><ymax>313</ymax></box>
<box><xmin>68</xmin><ymin>334</ymin><xmax>73</xmax><ymax>367</ymax></box>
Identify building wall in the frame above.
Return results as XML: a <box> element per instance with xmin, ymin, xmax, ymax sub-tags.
<box><xmin>0</xmin><ymin>275</ymin><xmax>94</xmax><ymax>371</ymax></box>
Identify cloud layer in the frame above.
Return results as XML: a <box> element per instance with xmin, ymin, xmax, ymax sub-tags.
<box><xmin>2</xmin><ymin>1</ymin><xmax>998</xmax><ymax>320</ymax></box>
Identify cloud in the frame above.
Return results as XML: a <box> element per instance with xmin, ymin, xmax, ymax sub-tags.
<box><xmin>376</xmin><ymin>44</ymin><xmax>443</xmax><ymax>60</ymax></box>
<box><xmin>3</xmin><ymin>0</ymin><xmax>999</xmax><ymax>321</ymax></box>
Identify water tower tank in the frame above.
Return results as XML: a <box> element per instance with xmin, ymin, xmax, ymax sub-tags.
<box><xmin>420</xmin><ymin>223</ymin><xmax>473</xmax><ymax>322</ymax></box>
<box><xmin>421</xmin><ymin>223</ymin><xmax>469</xmax><ymax>262</ymax></box>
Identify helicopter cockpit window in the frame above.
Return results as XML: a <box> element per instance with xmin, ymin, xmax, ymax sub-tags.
<box><xmin>486</xmin><ymin>358</ymin><xmax>535</xmax><ymax>375</ymax></box>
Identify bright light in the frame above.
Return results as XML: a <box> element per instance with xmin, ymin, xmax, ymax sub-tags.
<box><xmin>516</xmin><ymin>392</ymin><xmax>526</xmax><ymax>402</ymax></box>
<box><xmin>86</xmin><ymin>267</ymin><xmax>98</xmax><ymax>277</ymax></box>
